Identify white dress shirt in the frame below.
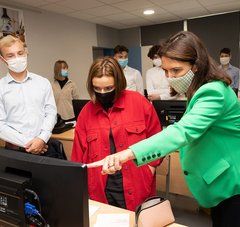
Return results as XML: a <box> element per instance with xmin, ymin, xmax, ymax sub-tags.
<box><xmin>123</xmin><ymin>65</ymin><xmax>143</xmax><ymax>94</ymax></box>
<box><xmin>146</xmin><ymin>66</ymin><xmax>174</xmax><ymax>100</ymax></box>
<box><xmin>0</xmin><ymin>72</ymin><xmax>57</xmax><ymax>147</ymax></box>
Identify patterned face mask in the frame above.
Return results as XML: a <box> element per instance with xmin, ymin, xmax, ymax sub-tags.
<box><xmin>167</xmin><ymin>70</ymin><xmax>195</xmax><ymax>94</ymax></box>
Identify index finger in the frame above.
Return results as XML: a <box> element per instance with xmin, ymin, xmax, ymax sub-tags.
<box><xmin>87</xmin><ymin>159</ymin><xmax>104</xmax><ymax>168</ymax></box>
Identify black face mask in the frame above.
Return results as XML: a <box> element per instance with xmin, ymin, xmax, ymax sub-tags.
<box><xmin>95</xmin><ymin>89</ymin><xmax>115</xmax><ymax>110</ymax></box>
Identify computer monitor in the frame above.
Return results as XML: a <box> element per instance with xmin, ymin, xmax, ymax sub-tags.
<box><xmin>72</xmin><ymin>99</ymin><xmax>90</xmax><ymax>120</ymax></box>
<box><xmin>0</xmin><ymin>148</ymin><xmax>89</xmax><ymax>227</ymax></box>
<box><xmin>152</xmin><ymin>100</ymin><xmax>187</xmax><ymax>127</ymax></box>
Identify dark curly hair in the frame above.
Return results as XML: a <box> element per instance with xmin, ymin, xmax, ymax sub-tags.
<box><xmin>114</xmin><ymin>45</ymin><xmax>128</xmax><ymax>54</ymax></box>
<box><xmin>220</xmin><ymin>48</ymin><xmax>231</xmax><ymax>55</ymax></box>
<box><xmin>147</xmin><ymin>45</ymin><xmax>161</xmax><ymax>60</ymax></box>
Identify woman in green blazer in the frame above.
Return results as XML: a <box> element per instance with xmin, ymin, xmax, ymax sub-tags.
<box><xmin>88</xmin><ymin>31</ymin><xmax>240</xmax><ymax>227</ymax></box>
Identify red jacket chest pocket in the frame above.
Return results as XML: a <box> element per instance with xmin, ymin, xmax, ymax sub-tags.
<box><xmin>125</xmin><ymin>124</ymin><xmax>146</xmax><ymax>146</ymax></box>
<box><xmin>87</xmin><ymin>133</ymin><xmax>99</xmax><ymax>161</ymax></box>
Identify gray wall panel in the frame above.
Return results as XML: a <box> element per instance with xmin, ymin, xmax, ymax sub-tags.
<box><xmin>96</xmin><ymin>24</ymin><xmax>120</xmax><ymax>48</ymax></box>
<box><xmin>188</xmin><ymin>12</ymin><xmax>240</xmax><ymax>67</ymax></box>
<box><xmin>140</xmin><ymin>21</ymin><xmax>183</xmax><ymax>46</ymax></box>
<box><xmin>119</xmin><ymin>27</ymin><xmax>141</xmax><ymax>47</ymax></box>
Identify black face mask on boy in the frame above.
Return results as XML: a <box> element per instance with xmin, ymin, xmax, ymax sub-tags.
<box><xmin>95</xmin><ymin>89</ymin><xmax>115</xmax><ymax>110</ymax></box>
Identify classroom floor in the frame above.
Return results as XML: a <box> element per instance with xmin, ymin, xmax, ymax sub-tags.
<box><xmin>159</xmin><ymin>192</ymin><xmax>212</xmax><ymax>227</ymax></box>
<box><xmin>173</xmin><ymin>207</ymin><xmax>211</xmax><ymax>227</ymax></box>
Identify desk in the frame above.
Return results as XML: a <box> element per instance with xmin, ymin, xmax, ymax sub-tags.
<box><xmin>51</xmin><ymin>129</ymin><xmax>191</xmax><ymax>197</ymax></box>
<box><xmin>0</xmin><ymin>140</ymin><xmax>5</xmax><ymax>147</ymax></box>
<box><xmin>51</xmin><ymin>128</ymin><xmax>74</xmax><ymax>160</ymax></box>
<box><xmin>89</xmin><ymin>200</ymin><xmax>187</xmax><ymax>227</ymax></box>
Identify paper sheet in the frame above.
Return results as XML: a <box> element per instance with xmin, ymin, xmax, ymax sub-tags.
<box><xmin>89</xmin><ymin>205</ymin><xmax>99</xmax><ymax>217</ymax></box>
<box><xmin>94</xmin><ymin>213</ymin><xmax>130</xmax><ymax>227</ymax></box>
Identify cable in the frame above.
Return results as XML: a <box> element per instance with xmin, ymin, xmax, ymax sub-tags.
<box><xmin>25</xmin><ymin>202</ymin><xmax>48</xmax><ymax>227</ymax></box>
<box><xmin>25</xmin><ymin>188</ymin><xmax>41</xmax><ymax>212</ymax></box>
<box><xmin>24</xmin><ymin>188</ymin><xmax>48</xmax><ymax>227</ymax></box>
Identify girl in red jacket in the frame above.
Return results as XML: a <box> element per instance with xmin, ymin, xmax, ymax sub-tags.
<box><xmin>71</xmin><ymin>57</ymin><xmax>162</xmax><ymax>211</ymax></box>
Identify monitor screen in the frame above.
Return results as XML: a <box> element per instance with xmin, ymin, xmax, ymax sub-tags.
<box><xmin>152</xmin><ymin>100</ymin><xmax>187</xmax><ymax>127</ymax></box>
<box><xmin>0</xmin><ymin>148</ymin><xmax>89</xmax><ymax>227</ymax></box>
<box><xmin>72</xmin><ymin>99</ymin><xmax>90</xmax><ymax>120</ymax></box>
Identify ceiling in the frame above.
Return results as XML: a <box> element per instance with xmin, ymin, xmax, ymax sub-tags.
<box><xmin>1</xmin><ymin>0</ymin><xmax>240</xmax><ymax>29</ymax></box>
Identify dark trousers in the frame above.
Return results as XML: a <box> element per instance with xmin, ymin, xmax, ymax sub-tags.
<box><xmin>211</xmin><ymin>194</ymin><xmax>240</xmax><ymax>227</ymax></box>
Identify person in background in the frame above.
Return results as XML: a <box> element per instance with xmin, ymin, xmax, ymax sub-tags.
<box><xmin>89</xmin><ymin>31</ymin><xmax>240</xmax><ymax>227</ymax></box>
<box><xmin>146</xmin><ymin>45</ymin><xmax>179</xmax><ymax>100</ymax></box>
<box><xmin>0</xmin><ymin>35</ymin><xmax>57</xmax><ymax>156</ymax></box>
<box><xmin>219</xmin><ymin>48</ymin><xmax>239</xmax><ymax>95</ymax></box>
<box><xmin>71</xmin><ymin>57</ymin><xmax>162</xmax><ymax>211</ymax></box>
<box><xmin>114</xmin><ymin>45</ymin><xmax>144</xmax><ymax>95</ymax></box>
<box><xmin>51</xmin><ymin>60</ymin><xmax>80</xmax><ymax>122</ymax></box>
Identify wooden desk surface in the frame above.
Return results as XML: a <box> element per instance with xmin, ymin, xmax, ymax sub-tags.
<box><xmin>89</xmin><ymin>200</ymin><xmax>187</xmax><ymax>227</ymax></box>
<box><xmin>51</xmin><ymin>128</ymin><xmax>75</xmax><ymax>141</ymax></box>
<box><xmin>0</xmin><ymin>140</ymin><xmax>5</xmax><ymax>147</ymax></box>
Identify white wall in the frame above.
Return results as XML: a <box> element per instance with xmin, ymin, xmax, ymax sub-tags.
<box><xmin>0</xmin><ymin>9</ymin><xmax>97</xmax><ymax>99</ymax></box>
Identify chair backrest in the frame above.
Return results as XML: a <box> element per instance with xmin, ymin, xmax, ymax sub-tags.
<box><xmin>72</xmin><ymin>99</ymin><xmax>90</xmax><ymax>120</ymax></box>
<box><xmin>47</xmin><ymin>138</ymin><xmax>67</xmax><ymax>160</ymax></box>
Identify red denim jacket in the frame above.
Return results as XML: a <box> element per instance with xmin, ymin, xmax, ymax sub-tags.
<box><xmin>71</xmin><ymin>90</ymin><xmax>162</xmax><ymax>211</ymax></box>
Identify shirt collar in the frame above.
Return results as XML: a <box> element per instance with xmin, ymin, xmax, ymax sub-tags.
<box><xmin>123</xmin><ymin>65</ymin><xmax>129</xmax><ymax>71</ymax></box>
<box><xmin>221</xmin><ymin>64</ymin><xmax>233</xmax><ymax>70</ymax></box>
<box><xmin>6</xmin><ymin>71</ymin><xmax>32</xmax><ymax>84</ymax></box>
<box><xmin>94</xmin><ymin>91</ymin><xmax>125</xmax><ymax>114</ymax></box>
<box><xmin>228</xmin><ymin>64</ymin><xmax>233</xmax><ymax>70</ymax></box>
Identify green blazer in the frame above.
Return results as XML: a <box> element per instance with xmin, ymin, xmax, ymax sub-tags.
<box><xmin>130</xmin><ymin>81</ymin><xmax>240</xmax><ymax>208</ymax></box>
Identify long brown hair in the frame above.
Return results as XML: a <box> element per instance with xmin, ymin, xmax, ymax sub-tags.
<box><xmin>54</xmin><ymin>60</ymin><xmax>68</xmax><ymax>80</ymax></box>
<box><xmin>87</xmin><ymin>57</ymin><xmax>127</xmax><ymax>101</ymax></box>
<box><xmin>159</xmin><ymin>31</ymin><xmax>231</xmax><ymax>100</ymax></box>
